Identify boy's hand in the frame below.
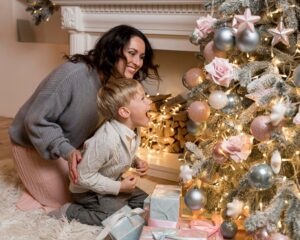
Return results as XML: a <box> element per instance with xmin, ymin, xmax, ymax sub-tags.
<box><xmin>135</xmin><ymin>159</ymin><xmax>149</xmax><ymax>176</ymax></box>
<box><xmin>67</xmin><ymin>149</ymin><xmax>82</xmax><ymax>184</ymax></box>
<box><xmin>120</xmin><ymin>175</ymin><xmax>137</xmax><ymax>193</ymax></box>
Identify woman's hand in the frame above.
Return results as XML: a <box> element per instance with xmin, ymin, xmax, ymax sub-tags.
<box><xmin>67</xmin><ymin>149</ymin><xmax>82</xmax><ymax>184</ymax></box>
<box><xmin>120</xmin><ymin>175</ymin><xmax>137</xmax><ymax>193</ymax></box>
<box><xmin>135</xmin><ymin>158</ymin><xmax>149</xmax><ymax>176</ymax></box>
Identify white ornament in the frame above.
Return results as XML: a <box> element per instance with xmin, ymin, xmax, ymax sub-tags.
<box><xmin>270</xmin><ymin>102</ymin><xmax>287</xmax><ymax>126</ymax></box>
<box><xmin>208</xmin><ymin>90</ymin><xmax>228</xmax><ymax>109</ymax></box>
<box><xmin>271</xmin><ymin>150</ymin><xmax>282</xmax><ymax>174</ymax></box>
<box><xmin>179</xmin><ymin>164</ymin><xmax>193</xmax><ymax>183</ymax></box>
<box><xmin>226</xmin><ymin>199</ymin><xmax>244</xmax><ymax>218</ymax></box>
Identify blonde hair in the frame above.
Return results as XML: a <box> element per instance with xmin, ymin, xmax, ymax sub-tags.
<box><xmin>97</xmin><ymin>78</ymin><xmax>141</xmax><ymax>119</ymax></box>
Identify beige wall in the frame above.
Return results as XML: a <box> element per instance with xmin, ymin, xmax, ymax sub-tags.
<box><xmin>0</xmin><ymin>0</ymin><xmax>199</xmax><ymax>118</ymax></box>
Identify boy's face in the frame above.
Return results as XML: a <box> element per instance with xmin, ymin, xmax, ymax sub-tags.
<box><xmin>126</xmin><ymin>85</ymin><xmax>152</xmax><ymax>129</ymax></box>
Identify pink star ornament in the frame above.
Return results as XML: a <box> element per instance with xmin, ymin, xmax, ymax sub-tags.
<box><xmin>232</xmin><ymin>8</ymin><xmax>261</xmax><ymax>34</ymax></box>
<box><xmin>268</xmin><ymin>21</ymin><xmax>294</xmax><ymax>46</ymax></box>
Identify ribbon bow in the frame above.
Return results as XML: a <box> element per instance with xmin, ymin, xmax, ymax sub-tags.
<box><xmin>96</xmin><ymin>207</ymin><xmax>145</xmax><ymax>240</ymax></box>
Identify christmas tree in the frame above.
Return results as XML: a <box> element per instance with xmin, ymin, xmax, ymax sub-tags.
<box><xmin>142</xmin><ymin>0</ymin><xmax>300</xmax><ymax>239</ymax></box>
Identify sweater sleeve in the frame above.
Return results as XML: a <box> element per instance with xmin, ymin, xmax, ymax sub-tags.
<box><xmin>77</xmin><ymin>131</ymin><xmax>122</xmax><ymax>195</ymax></box>
<box><xmin>23</xmin><ymin>65</ymin><xmax>84</xmax><ymax>160</ymax></box>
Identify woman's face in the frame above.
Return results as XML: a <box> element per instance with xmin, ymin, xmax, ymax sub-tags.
<box><xmin>115</xmin><ymin>36</ymin><xmax>146</xmax><ymax>79</ymax></box>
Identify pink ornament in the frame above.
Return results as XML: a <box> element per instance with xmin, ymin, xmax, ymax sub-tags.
<box><xmin>250</xmin><ymin>116</ymin><xmax>274</xmax><ymax>141</ymax></box>
<box><xmin>203</xmin><ymin>41</ymin><xmax>227</xmax><ymax>63</ymax></box>
<box><xmin>269</xmin><ymin>232</ymin><xmax>290</xmax><ymax>240</ymax></box>
<box><xmin>208</xmin><ymin>90</ymin><xmax>228</xmax><ymax>109</ymax></box>
<box><xmin>188</xmin><ymin>101</ymin><xmax>211</xmax><ymax>123</ymax></box>
<box><xmin>212</xmin><ymin>142</ymin><xmax>228</xmax><ymax>164</ymax></box>
<box><xmin>182</xmin><ymin>68</ymin><xmax>206</xmax><ymax>88</ymax></box>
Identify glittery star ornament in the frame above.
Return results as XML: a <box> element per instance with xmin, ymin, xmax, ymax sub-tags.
<box><xmin>268</xmin><ymin>20</ymin><xmax>294</xmax><ymax>46</ymax></box>
<box><xmin>232</xmin><ymin>8</ymin><xmax>261</xmax><ymax>35</ymax></box>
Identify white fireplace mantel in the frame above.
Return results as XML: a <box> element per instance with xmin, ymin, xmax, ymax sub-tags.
<box><xmin>53</xmin><ymin>0</ymin><xmax>206</xmax><ymax>54</ymax></box>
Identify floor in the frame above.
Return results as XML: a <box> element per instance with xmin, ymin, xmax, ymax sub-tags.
<box><xmin>0</xmin><ymin>117</ymin><xmax>13</xmax><ymax>161</ymax></box>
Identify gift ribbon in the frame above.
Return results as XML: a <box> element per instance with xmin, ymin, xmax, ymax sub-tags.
<box><xmin>189</xmin><ymin>220</ymin><xmax>223</xmax><ymax>240</ymax></box>
<box><xmin>141</xmin><ymin>229</ymin><xmax>207</xmax><ymax>240</ymax></box>
<box><xmin>96</xmin><ymin>207</ymin><xmax>145</xmax><ymax>240</ymax></box>
<box><xmin>148</xmin><ymin>217</ymin><xmax>178</xmax><ymax>229</ymax></box>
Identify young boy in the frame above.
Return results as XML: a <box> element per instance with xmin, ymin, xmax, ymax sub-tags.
<box><xmin>49</xmin><ymin>78</ymin><xmax>152</xmax><ymax>226</ymax></box>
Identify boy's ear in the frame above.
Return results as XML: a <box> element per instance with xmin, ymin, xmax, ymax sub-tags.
<box><xmin>118</xmin><ymin>106</ymin><xmax>131</xmax><ymax>119</ymax></box>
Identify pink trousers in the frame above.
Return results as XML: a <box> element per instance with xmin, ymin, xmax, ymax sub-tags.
<box><xmin>11</xmin><ymin>143</ymin><xmax>72</xmax><ymax>211</ymax></box>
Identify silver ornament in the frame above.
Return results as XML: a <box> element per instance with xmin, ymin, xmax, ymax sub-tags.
<box><xmin>220</xmin><ymin>220</ymin><xmax>238</xmax><ymax>239</ymax></box>
<box><xmin>186</xmin><ymin>120</ymin><xmax>204</xmax><ymax>136</ymax></box>
<box><xmin>293</xmin><ymin>64</ymin><xmax>300</xmax><ymax>87</ymax></box>
<box><xmin>221</xmin><ymin>93</ymin><xmax>242</xmax><ymax>115</ymax></box>
<box><xmin>184</xmin><ymin>188</ymin><xmax>207</xmax><ymax>210</ymax></box>
<box><xmin>190</xmin><ymin>29</ymin><xmax>201</xmax><ymax>45</ymax></box>
<box><xmin>214</xmin><ymin>27</ymin><xmax>235</xmax><ymax>51</ymax></box>
<box><xmin>248</xmin><ymin>164</ymin><xmax>274</xmax><ymax>190</ymax></box>
<box><xmin>236</xmin><ymin>29</ymin><xmax>260</xmax><ymax>52</ymax></box>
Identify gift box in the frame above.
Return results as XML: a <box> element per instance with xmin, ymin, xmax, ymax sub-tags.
<box><xmin>139</xmin><ymin>226</ymin><xmax>209</xmax><ymax>240</ymax></box>
<box><xmin>149</xmin><ymin>184</ymin><xmax>181</xmax><ymax>228</ymax></box>
<box><xmin>143</xmin><ymin>195</ymin><xmax>151</xmax><ymax>221</ymax></box>
<box><xmin>98</xmin><ymin>205</ymin><xmax>145</xmax><ymax>240</ymax></box>
<box><xmin>179</xmin><ymin>219</ymin><xmax>223</xmax><ymax>240</ymax></box>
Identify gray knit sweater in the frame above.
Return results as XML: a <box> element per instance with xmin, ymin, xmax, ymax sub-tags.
<box><xmin>9</xmin><ymin>62</ymin><xmax>101</xmax><ymax>160</ymax></box>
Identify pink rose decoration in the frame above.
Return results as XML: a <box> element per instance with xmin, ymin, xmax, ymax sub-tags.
<box><xmin>221</xmin><ymin>134</ymin><xmax>253</xmax><ymax>163</ymax></box>
<box><xmin>293</xmin><ymin>106</ymin><xmax>300</xmax><ymax>126</ymax></box>
<box><xmin>205</xmin><ymin>57</ymin><xmax>234</xmax><ymax>87</ymax></box>
<box><xmin>195</xmin><ymin>15</ymin><xmax>217</xmax><ymax>39</ymax></box>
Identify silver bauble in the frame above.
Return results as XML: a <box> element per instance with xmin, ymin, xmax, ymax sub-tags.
<box><xmin>293</xmin><ymin>64</ymin><xmax>300</xmax><ymax>87</ymax></box>
<box><xmin>248</xmin><ymin>164</ymin><xmax>274</xmax><ymax>190</ymax></box>
<box><xmin>221</xmin><ymin>93</ymin><xmax>242</xmax><ymax>115</ymax></box>
<box><xmin>190</xmin><ymin>29</ymin><xmax>201</xmax><ymax>45</ymax></box>
<box><xmin>220</xmin><ymin>220</ymin><xmax>238</xmax><ymax>239</ymax></box>
<box><xmin>236</xmin><ymin>29</ymin><xmax>260</xmax><ymax>52</ymax></box>
<box><xmin>214</xmin><ymin>27</ymin><xmax>235</xmax><ymax>51</ymax></box>
<box><xmin>184</xmin><ymin>188</ymin><xmax>207</xmax><ymax>210</ymax></box>
<box><xmin>186</xmin><ymin>120</ymin><xmax>204</xmax><ymax>136</ymax></box>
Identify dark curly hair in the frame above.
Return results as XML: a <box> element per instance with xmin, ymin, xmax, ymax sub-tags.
<box><xmin>65</xmin><ymin>25</ymin><xmax>160</xmax><ymax>85</ymax></box>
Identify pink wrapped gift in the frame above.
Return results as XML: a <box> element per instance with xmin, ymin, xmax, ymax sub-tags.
<box><xmin>139</xmin><ymin>226</ymin><xmax>209</xmax><ymax>240</ymax></box>
<box><xmin>186</xmin><ymin>220</ymin><xmax>223</xmax><ymax>240</ymax></box>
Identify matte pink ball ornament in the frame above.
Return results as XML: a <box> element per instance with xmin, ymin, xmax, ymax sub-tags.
<box><xmin>182</xmin><ymin>68</ymin><xmax>206</xmax><ymax>89</ymax></box>
<box><xmin>208</xmin><ymin>90</ymin><xmax>228</xmax><ymax>109</ymax></box>
<box><xmin>269</xmin><ymin>233</ymin><xmax>289</xmax><ymax>240</ymax></box>
<box><xmin>203</xmin><ymin>41</ymin><xmax>227</xmax><ymax>63</ymax></box>
<box><xmin>250</xmin><ymin>116</ymin><xmax>274</xmax><ymax>141</ymax></box>
<box><xmin>187</xmin><ymin>101</ymin><xmax>211</xmax><ymax>123</ymax></box>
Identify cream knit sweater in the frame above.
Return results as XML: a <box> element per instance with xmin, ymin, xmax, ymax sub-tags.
<box><xmin>69</xmin><ymin>120</ymin><xmax>140</xmax><ymax>196</ymax></box>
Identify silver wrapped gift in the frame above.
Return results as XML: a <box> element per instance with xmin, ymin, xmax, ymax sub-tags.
<box><xmin>98</xmin><ymin>205</ymin><xmax>145</xmax><ymax>240</ymax></box>
<box><xmin>149</xmin><ymin>185</ymin><xmax>181</xmax><ymax>226</ymax></box>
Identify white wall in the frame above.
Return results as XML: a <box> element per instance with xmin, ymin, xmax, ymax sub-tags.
<box><xmin>0</xmin><ymin>0</ymin><xmax>69</xmax><ymax>117</ymax></box>
<box><xmin>0</xmin><ymin>0</ymin><xmax>199</xmax><ymax>118</ymax></box>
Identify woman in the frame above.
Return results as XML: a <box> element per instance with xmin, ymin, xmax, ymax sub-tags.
<box><xmin>9</xmin><ymin>25</ymin><xmax>160</xmax><ymax>211</ymax></box>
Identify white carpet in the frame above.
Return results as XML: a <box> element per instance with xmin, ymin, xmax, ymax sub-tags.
<box><xmin>0</xmin><ymin>159</ymin><xmax>102</xmax><ymax>240</ymax></box>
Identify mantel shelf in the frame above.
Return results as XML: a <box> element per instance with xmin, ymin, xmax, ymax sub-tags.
<box><xmin>53</xmin><ymin>0</ymin><xmax>206</xmax><ymax>53</ymax></box>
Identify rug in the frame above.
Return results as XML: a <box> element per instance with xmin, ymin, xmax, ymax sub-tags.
<box><xmin>0</xmin><ymin>159</ymin><xmax>102</xmax><ymax>240</ymax></box>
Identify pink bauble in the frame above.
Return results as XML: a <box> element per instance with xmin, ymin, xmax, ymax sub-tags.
<box><xmin>208</xmin><ymin>90</ymin><xmax>228</xmax><ymax>109</ymax></box>
<box><xmin>250</xmin><ymin>116</ymin><xmax>273</xmax><ymax>141</ymax></box>
<box><xmin>212</xmin><ymin>142</ymin><xmax>228</xmax><ymax>164</ymax></box>
<box><xmin>182</xmin><ymin>68</ymin><xmax>205</xmax><ymax>88</ymax></box>
<box><xmin>269</xmin><ymin>233</ymin><xmax>289</xmax><ymax>240</ymax></box>
<box><xmin>188</xmin><ymin>101</ymin><xmax>211</xmax><ymax>123</ymax></box>
<box><xmin>203</xmin><ymin>41</ymin><xmax>227</xmax><ymax>63</ymax></box>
